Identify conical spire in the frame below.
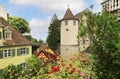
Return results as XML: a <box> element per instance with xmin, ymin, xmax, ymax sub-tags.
<box><xmin>63</xmin><ymin>8</ymin><xmax>75</xmax><ymax>20</ymax></box>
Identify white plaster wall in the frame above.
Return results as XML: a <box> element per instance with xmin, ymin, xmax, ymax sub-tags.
<box><xmin>0</xmin><ymin>4</ymin><xmax>8</xmax><ymax>20</ymax></box>
<box><xmin>61</xmin><ymin>20</ymin><xmax>79</xmax><ymax>45</ymax></box>
<box><xmin>60</xmin><ymin>45</ymin><xmax>79</xmax><ymax>60</ymax></box>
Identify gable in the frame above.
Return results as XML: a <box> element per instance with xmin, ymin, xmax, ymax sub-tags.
<box><xmin>38</xmin><ymin>52</ymin><xmax>48</xmax><ymax>62</ymax></box>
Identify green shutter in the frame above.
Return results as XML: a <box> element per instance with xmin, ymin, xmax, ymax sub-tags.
<box><xmin>0</xmin><ymin>50</ymin><xmax>3</xmax><ymax>58</ymax></box>
<box><xmin>26</xmin><ymin>48</ymin><xmax>29</xmax><ymax>54</ymax></box>
<box><xmin>0</xmin><ymin>32</ymin><xmax>1</xmax><ymax>39</ymax></box>
<box><xmin>12</xmin><ymin>49</ymin><xmax>15</xmax><ymax>57</ymax></box>
<box><xmin>17</xmin><ymin>49</ymin><xmax>20</xmax><ymax>56</ymax></box>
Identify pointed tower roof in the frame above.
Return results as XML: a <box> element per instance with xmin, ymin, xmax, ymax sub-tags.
<box><xmin>62</xmin><ymin>8</ymin><xmax>77</xmax><ymax>20</ymax></box>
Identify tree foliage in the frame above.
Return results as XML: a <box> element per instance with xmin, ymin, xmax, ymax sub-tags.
<box><xmin>8</xmin><ymin>16</ymin><xmax>31</xmax><ymax>34</ymax></box>
<box><xmin>78</xmin><ymin>7</ymin><xmax>120</xmax><ymax>79</ymax></box>
<box><xmin>24</xmin><ymin>35</ymin><xmax>37</xmax><ymax>43</ymax></box>
<box><xmin>46</xmin><ymin>14</ymin><xmax>60</xmax><ymax>52</ymax></box>
<box><xmin>39</xmin><ymin>39</ymin><xmax>44</xmax><ymax>44</ymax></box>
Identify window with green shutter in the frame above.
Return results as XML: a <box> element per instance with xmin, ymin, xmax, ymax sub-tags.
<box><xmin>0</xmin><ymin>50</ymin><xmax>3</xmax><ymax>59</ymax></box>
<box><xmin>17</xmin><ymin>48</ymin><xmax>29</xmax><ymax>56</ymax></box>
<box><xmin>3</xmin><ymin>49</ymin><xmax>12</xmax><ymax>58</ymax></box>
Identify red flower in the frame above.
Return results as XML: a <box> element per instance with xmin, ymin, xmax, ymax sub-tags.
<box><xmin>70</xmin><ymin>68</ymin><xmax>76</xmax><ymax>74</ymax></box>
<box><xmin>51</xmin><ymin>66</ymin><xmax>54</xmax><ymax>69</ymax></box>
<box><xmin>62</xmin><ymin>63</ymin><xmax>66</xmax><ymax>67</ymax></box>
<box><xmin>69</xmin><ymin>64</ymin><xmax>73</xmax><ymax>68</ymax></box>
<box><xmin>53</xmin><ymin>66</ymin><xmax>60</xmax><ymax>72</ymax></box>
<box><xmin>51</xmin><ymin>65</ymin><xmax>60</xmax><ymax>72</ymax></box>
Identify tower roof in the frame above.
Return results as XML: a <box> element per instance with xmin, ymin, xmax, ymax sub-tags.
<box><xmin>62</xmin><ymin>8</ymin><xmax>77</xmax><ymax>20</ymax></box>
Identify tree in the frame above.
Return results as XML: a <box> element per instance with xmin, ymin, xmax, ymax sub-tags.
<box><xmin>46</xmin><ymin>14</ymin><xmax>60</xmax><ymax>52</ymax></box>
<box><xmin>24</xmin><ymin>35</ymin><xmax>38</xmax><ymax>43</ymax></box>
<box><xmin>8</xmin><ymin>16</ymin><xmax>31</xmax><ymax>34</ymax></box>
<box><xmin>78</xmin><ymin>8</ymin><xmax>120</xmax><ymax>78</ymax></box>
<box><xmin>39</xmin><ymin>39</ymin><xmax>44</xmax><ymax>44</ymax></box>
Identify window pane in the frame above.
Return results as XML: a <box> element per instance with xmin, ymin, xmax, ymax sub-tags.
<box><xmin>73</xmin><ymin>21</ymin><xmax>76</xmax><ymax>25</ymax></box>
<box><xmin>4</xmin><ymin>53</ymin><xmax>7</xmax><ymax>57</ymax></box>
<box><xmin>65</xmin><ymin>20</ymin><xmax>68</xmax><ymax>25</ymax></box>
<box><xmin>3</xmin><ymin>49</ymin><xmax>12</xmax><ymax>58</ymax></box>
<box><xmin>20</xmin><ymin>48</ymin><xmax>26</xmax><ymax>55</ymax></box>
<box><xmin>5</xmin><ymin>31</ymin><xmax>11</xmax><ymax>39</ymax></box>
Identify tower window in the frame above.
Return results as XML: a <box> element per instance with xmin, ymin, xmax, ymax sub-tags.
<box><xmin>65</xmin><ymin>20</ymin><xmax>68</xmax><ymax>25</ymax></box>
<box><xmin>73</xmin><ymin>20</ymin><xmax>76</xmax><ymax>25</ymax></box>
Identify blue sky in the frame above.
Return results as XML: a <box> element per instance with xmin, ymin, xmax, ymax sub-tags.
<box><xmin>0</xmin><ymin>0</ymin><xmax>102</xmax><ymax>41</ymax></box>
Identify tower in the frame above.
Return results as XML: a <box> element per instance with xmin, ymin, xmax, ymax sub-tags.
<box><xmin>60</xmin><ymin>8</ymin><xmax>79</xmax><ymax>60</ymax></box>
<box><xmin>60</xmin><ymin>7</ymin><xmax>91</xmax><ymax>60</ymax></box>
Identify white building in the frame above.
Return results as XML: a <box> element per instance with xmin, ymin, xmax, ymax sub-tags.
<box><xmin>60</xmin><ymin>8</ymin><xmax>90</xmax><ymax>60</ymax></box>
<box><xmin>101</xmin><ymin>0</ymin><xmax>120</xmax><ymax>21</ymax></box>
<box><xmin>0</xmin><ymin>4</ymin><xmax>8</xmax><ymax>20</ymax></box>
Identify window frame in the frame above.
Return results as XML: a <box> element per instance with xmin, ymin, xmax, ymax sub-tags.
<box><xmin>3</xmin><ymin>49</ymin><xmax>12</xmax><ymax>58</ymax></box>
<box><xmin>73</xmin><ymin>20</ymin><xmax>76</xmax><ymax>25</ymax></box>
<box><xmin>4</xmin><ymin>30</ymin><xmax>11</xmax><ymax>40</ymax></box>
<box><xmin>65</xmin><ymin>20</ymin><xmax>68</xmax><ymax>25</ymax></box>
<box><xmin>19</xmin><ymin>48</ymin><xmax>26</xmax><ymax>55</ymax></box>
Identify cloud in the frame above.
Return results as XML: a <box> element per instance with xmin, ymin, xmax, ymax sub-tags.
<box><xmin>29</xmin><ymin>16</ymin><xmax>51</xmax><ymax>41</ymax></box>
<box><xmin>9</xmin><ymin>0</ymin><xmax>85</xmax><ymax>14</ymax></box>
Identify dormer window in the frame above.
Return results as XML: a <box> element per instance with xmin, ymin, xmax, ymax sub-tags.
<box><xmin>65</xmin><ymin>20</ymin><xmax>68</xmax><ymax>25</ymax></box>
<box><xmin>4</xmin><ymin>29</ymin><xmax>12</xmax><ymax>40</ymax></box>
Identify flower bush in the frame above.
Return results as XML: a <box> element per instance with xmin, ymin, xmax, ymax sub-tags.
<box><xmin>0</xmin><ymin>53</ymin><xmax>97</xmax><ymax>79</ymax></box>
<box><xmin>36</xmin><ymin>53</ymin><xmax>97</xmax><ymax>79</ymax></box>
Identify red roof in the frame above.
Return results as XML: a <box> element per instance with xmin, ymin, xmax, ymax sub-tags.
<box><xmin>34</xmin><ymin>45</ymin><xmax>61</xmax><ymax>63</ymax></box>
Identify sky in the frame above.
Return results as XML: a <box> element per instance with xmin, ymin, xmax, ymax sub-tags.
<box><xmin>0</xmin><ymin>0</ymin><xmax>103</xmax><ymax>42</ymax></box>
